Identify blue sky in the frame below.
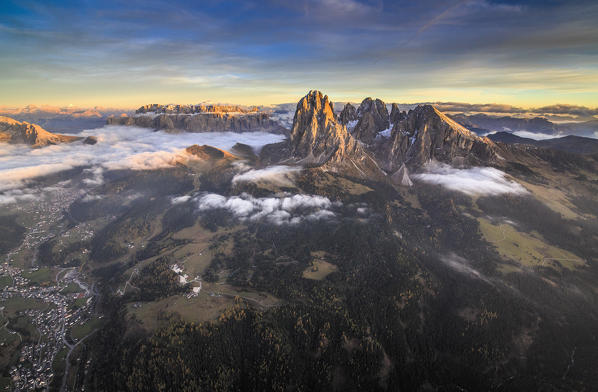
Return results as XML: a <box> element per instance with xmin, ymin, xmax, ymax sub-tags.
<box><xmin>0</xmin><ymin>0</ymin><xmax>597</xmax><ymax>107</ymax></box>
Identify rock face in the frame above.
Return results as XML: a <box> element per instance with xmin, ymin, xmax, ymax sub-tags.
<box><xmin>185</xmin><ymin>144</ymin><xmax>237</xmax><ymax>161</ymax></box>
<box><xmin>231</xmin><ymin>143</ymin><xmax>258</xmax><ymax>162</ymax></box>
<box><xmin>107</xmin><ymin>104</ymin><xmax>285</xmax><ymax>133</ymax></box>
<box><xmin>352</xmin><ymin>98</ymin><xmax>390</xmax><ymax>144</ymax></box>
<box><xmin>338</xmin><ymin>103</ymin><xmax>357</xmax><ymax>125</ymax></box>
<box><xmin>384</xmin><ymin>105</ymin><xmax>496</xmax><ymax>169</ymax></box>
<box><xmin>183</xmin><ymin>144</ymin><xmax>239</xmax><ymax>172</ymax></box>
<box><xmin>0</xmin><ymin>116</ymin><xmax>81</xmax><ymax>147</ymax></box>
<box><xmin>289</xmin><ymin>91</ymin><xmax>383</xmax><ymax>179</ymax></box>
<box><xmin>389</xmin><ymin>103</ymin><xmax>406</xmax><ymax>125</ymax></box>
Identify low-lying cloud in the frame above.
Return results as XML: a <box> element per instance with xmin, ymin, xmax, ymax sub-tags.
<box><xmin>196</xmin><ymin>192</ymin><xmax>338</xmax><ymax>225</ymax></box>
<box><xmin>512</xmin><ymin>130</ymin><xmax>558</xmax><ymax>140</ymax></box>
<box><xmin>232</xmin><ymin>165</ymin><xmax>300</xmax><ymax>187</ymax></box>
<box><xmin>171</xmin><ymin>195</ymin><xmax>192</xmax><ymax>205</ymax></box>
<box><xmin>412</xmin><ymin>163</ymin><xmax>528</xmax><ymax>196</ymax></box>
<box><xmin>0</xmin><ymin>180</ymin><xmax>77</xmax><ymax>205</ymax></box>
<box><xmin>0</xmin><ymin>126</ymin><xmax>285</xmax><ymax>192</ymax></box>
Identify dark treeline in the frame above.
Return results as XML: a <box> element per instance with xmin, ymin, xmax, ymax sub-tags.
<box><xmin>81</xmin><ymin>175</ymin><xmax>598</xmax><ymax>391</ymax></box>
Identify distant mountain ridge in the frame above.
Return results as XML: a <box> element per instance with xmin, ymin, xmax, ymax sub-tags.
<box><xmin>136</xmin><ymin>103</ymin><xmax>259</xmax><ymax>114</ymax></box>
<box><xmin>0</xmin><ymin>105</ymin><xmax>131</xmax><ymax>134</ymax></box>
<box><xmin>450</xmin><ymin>113</ymin><xmax>598</xmax><ymax>139</ymax></box>
<box><xmin>109</xmin><ymin>104</ymin><xmax>285</xmax><ymax>133</ymax></box>
<box><xmin>488</xmin><ymin>131</ymin><xmax>598</xmax><ymax>155</ymax></box>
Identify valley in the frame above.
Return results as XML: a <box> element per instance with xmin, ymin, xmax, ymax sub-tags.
<box><xmin>0</xmin><ymin>90</ymin><xmax>597</xmax><ymax>391</ymax></box>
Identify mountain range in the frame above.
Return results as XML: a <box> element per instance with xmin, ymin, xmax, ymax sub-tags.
<box><xmin>0</xmin><ymin>105</ymin><xmax>130</xmax><ymax>134</ymax></box>
<box><xmin>2</xmin><ymin>90</ymin><xmax>598</xmax><ymax>392</ymax></box>
<box><xmin>487</xmin><ymin>132</ymin><xmax>598</xmax><ymax>155</ymax></box>
<box><xmin>107</xmin><ymin>104</ymin><xmax>285</xmax><ymax>133</ymax></box>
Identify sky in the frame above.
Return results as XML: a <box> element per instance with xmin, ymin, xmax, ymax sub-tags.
<box><xmin>0</xmin><ymin>0</ymin><xmax>597</xmax><ymax>108</ymax></box>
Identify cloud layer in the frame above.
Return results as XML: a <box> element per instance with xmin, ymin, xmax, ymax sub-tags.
<box><xmin>196</xmin><ymin>193</ymin><xmax>338</xmax><ymax>225</ymax></box>
<box><xmin>412</xmin><ymin>163</ymin><xmax>528</xmax><ymax>196</ymax></box>
<box><xmin>433</xmin><ymin>102</ymin><xmax>598</xmax><ymax>122</ymax></box>
<box><xmin>0</xmin><ymin>126</ymin><xmax>285</xmax><ymax>191</ymax></box>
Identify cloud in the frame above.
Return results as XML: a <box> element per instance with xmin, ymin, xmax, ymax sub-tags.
<box><xmin>512</xmin><ymin>131</ymin><xmax>557</xmax><ymax>140</ymax></box>
<box><xmin>534</xmin><ymin>104</ymin><xmax>598</xmax><ymax>118</ymax></box>
<box><xmin>196</xmin><ymin>192</ymin><xmax>338</xmax><ymax>225</ymax></box>
<box><xmin>232</xmin><ymin>165</ymin><xmax>301</xmax><ymax>187</ymax></box>
<box><xmin>82</xmin><ymin>167</ymin><xmax>104</xmax><ymax>186</ymax></box>
<box><xmin>0</xmin><ymin>182</ymin><xmax>83</xmax><ymax>205</ymax></box>
<box><xmin>440</xmin><ymin>253</ymin><xmax>491</xmax><ymax>284</ymax></box>
<box><xmin>0</xmin><ymin>125</ymin><xmax>285</xmax><ymax>192</ymax></box>
<box><xmin>412</xmin><ymin>162</ymin><xmax>528</xmax><ymax>196</ymax></box>
<box><xmin>171</xmin><ymin>195</ymin><xmax>191</xmax><ymax>204</ymax></box>
<box><xmin>432</xmin><ymin>102</ymin><xmax>598</xmax><ymax>122</ymax></box>
<box><xmin>3</xmin><ymin>0</ymin><xmax>598</xmax><ymax>110</ymax></box>
<box><xmin>81</xmin><ymin>194</ymin><xmax>103</xmax><ymax>202</ymax></box>
<box><xmin>0</xmin><ymin>188</ymin><xmax>37</xmax><ymax>205</ymax></box>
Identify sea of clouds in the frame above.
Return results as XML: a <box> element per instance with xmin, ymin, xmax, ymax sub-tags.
<box><xmin>0</xmin><ymin>125</ymin><xmax>286</xmax><ymax>192</ymax></box>
<box><xmin>412</xmin><ymin>162</ymin><xmax>528</xmax><ymax>196</ymax></box>
<box><xmin>196</xmin><ymin>192</ymin><xmax>339</xmax><ymax>225</ymax></box>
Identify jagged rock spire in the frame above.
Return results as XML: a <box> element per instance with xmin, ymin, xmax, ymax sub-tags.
<box><xmin>389</xmin><ymin>103</ymin><xmax>406</xmax><ymax>125</ymax></box>
<box><xmin>339</xmin><ymin>103</ymin><xmax>357</xmax><ymax>125</ymax></box>
<box><xmin>352</xmin><ymin>98</ymin><xmax>389</xmax><ymax>144</ymax></box>
<box><xmin>290</xmin><ymin>90</ymin><xmax>347</xmax><ymax>163</ymax></box>
<box><xmin>289</xmin><ymin>91</ymin><xmax>385</xmax><ymax>179</ymax></box>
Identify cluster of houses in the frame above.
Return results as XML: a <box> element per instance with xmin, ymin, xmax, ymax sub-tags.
<box><xmin>1</xmin><ymin>264</ymin><xmax>94</xmax><ymax>391</ymax></box>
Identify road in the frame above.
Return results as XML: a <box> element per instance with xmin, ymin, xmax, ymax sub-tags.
<box><xmin>118</xmin><ymin>268</ymin><xmax>139</xmax><ymax>296</ymax></box>
<box><xmin>60</xmin><ymin>329</ymin><xmax>98</xmax><ymax>392</ymax></box>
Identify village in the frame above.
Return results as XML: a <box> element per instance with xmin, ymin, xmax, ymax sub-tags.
<box><xmin>0</xmin><ymin>263</ymin><xmax>97</xmax><ymax>391</ymax></box>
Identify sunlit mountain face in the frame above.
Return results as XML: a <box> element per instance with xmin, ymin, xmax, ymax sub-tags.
<box><xmin>1</xmin><ymin>1</ymin><xmax>598</xmax><ymax>391</ymax></box>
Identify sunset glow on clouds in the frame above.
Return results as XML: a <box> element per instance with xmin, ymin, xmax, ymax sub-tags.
<box><xmin>0</xmin><ymin>0</ymin><xmax>596</xmax><ymax>108</ymax></box>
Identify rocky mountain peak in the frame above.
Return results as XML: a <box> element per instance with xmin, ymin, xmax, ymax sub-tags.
<box><xmin>338</xmin><ymin>103</ymin><xmax>357</xmax><ymax>125</ymax></box>
<box><xmin>0</xmin><ymin>116</ymin><xmax>81</xmax><ymax>147</ymax></box>
<box><xmin>289</xmin><ymin>90</ymin><xmax>345</xmax><ymax>161</ymax></box>
<box><xmin>289</xmin><ymin>91</ymin><xmax>384</xmax><ymax>179</ymax></box>
<box><xmin>384</xmin><ymin>104</ymin><xmax>497</xmax><ymax>168</ymax></box>
<box><xmin>353</xmin><ymin>98</ymin><xmax>390</xmax><ymax>144</ymax></box>
<box><xmin>389</xmin><ymin>103</ymin><xmax>406</xmax><ymax>125</ymax></box>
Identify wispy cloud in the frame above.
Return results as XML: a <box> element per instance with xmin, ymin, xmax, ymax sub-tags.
<box><xmin>440</xmin><ymin>252</ymin><xmax>492</xmax><ymax>284</ymax></box>
<box><xmin>512</xmin><ymin>131</ymin><xmax>557</xmax><ymax>140</ymax></box>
